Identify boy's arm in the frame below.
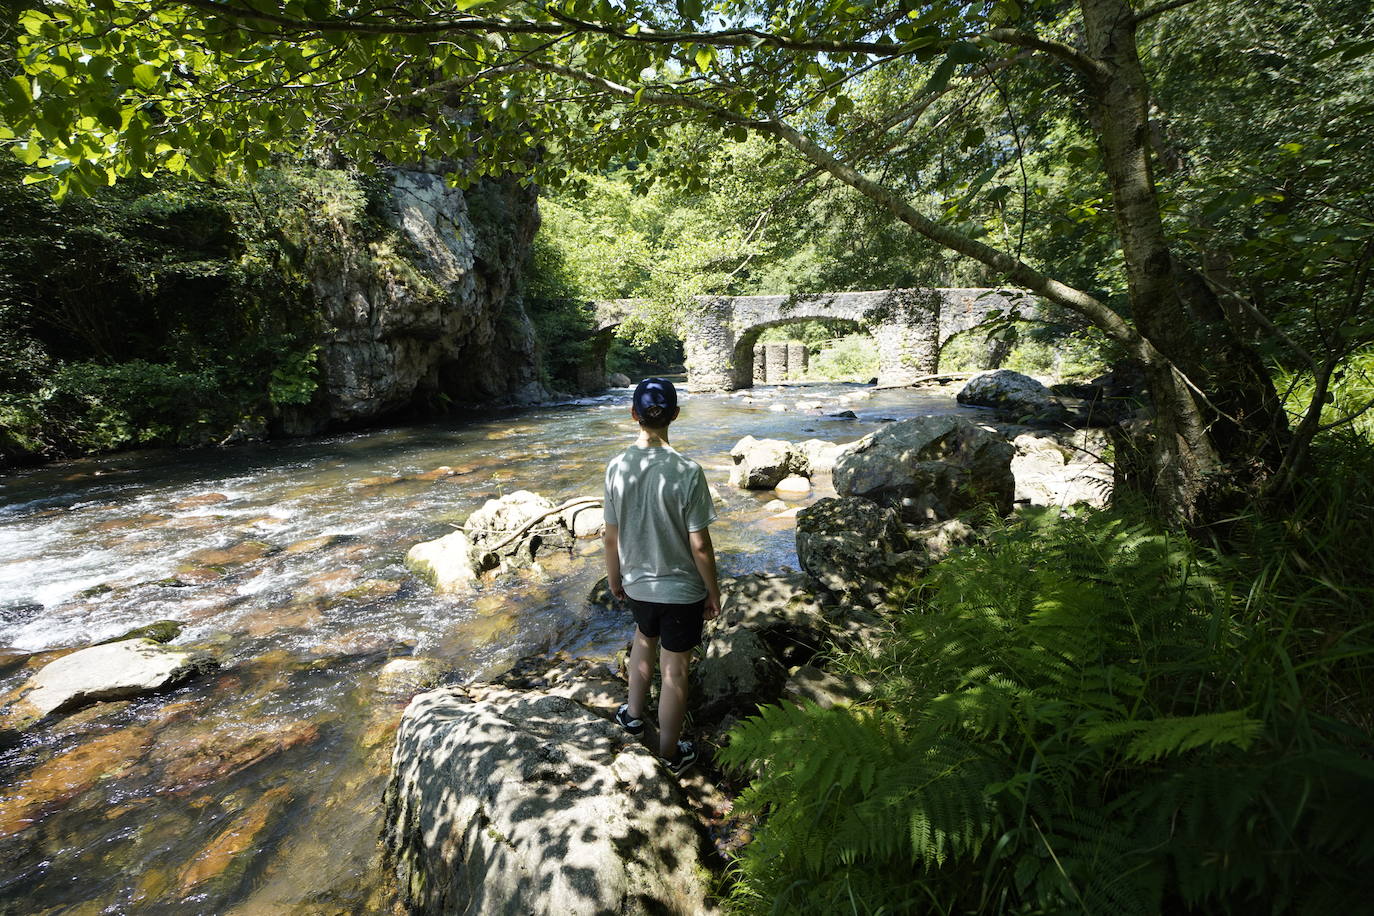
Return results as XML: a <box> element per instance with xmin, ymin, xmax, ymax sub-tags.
<box><xmin>688</xmin><ymin>527</ymin><xmax>721</xmax><ymax>620</ymax></box>
<box><xmin>603</xmin><ymin>524</ymin><xmax>627</xmax><ymax>601</ymax></box>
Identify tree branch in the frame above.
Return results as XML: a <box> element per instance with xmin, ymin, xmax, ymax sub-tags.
<box><xmin>518</xmin><ymin>61</ymin><xmax>1164</xmax><ymax>369</ymax></box>
<box><xmin>170</xmin><ymin>0</ymin><xmax>909</xmax><ymax>55</ymax></box>
<box><xmin>1132</xmin><ymin>0</ymin><xmax>1204</xmax><ymax>26</ymax></box>
<box><xmin>982</xmin><ymin>28</ymin><xmax>1108</xmax><ymax>82</ymax></box>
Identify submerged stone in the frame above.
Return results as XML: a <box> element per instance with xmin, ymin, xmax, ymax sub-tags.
<box><xmin>177</xmin><ymin>785</ymin><xmax>293</xmax><ymax>892</ymax></box>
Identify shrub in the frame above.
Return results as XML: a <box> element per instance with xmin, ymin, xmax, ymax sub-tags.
<box><xmin>0</xmin><ymin>360</ymin><xmax>228</xmax><ymax>456</ymax></box>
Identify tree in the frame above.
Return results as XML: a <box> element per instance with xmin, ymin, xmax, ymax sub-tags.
<box><xmin>5</xmin><ymin>0</ymin><xmax>1371</xmax><ymax>521</ymax></box>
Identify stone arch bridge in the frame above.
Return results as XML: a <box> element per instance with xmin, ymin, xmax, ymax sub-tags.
<box><xmin>590</xmin><ymin>288</ymin><xmax>1037</xmax><ymax>390</ymax></box>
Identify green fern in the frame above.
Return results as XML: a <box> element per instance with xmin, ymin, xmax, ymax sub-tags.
<box><xmin>720</xmin><ymin>504</ymin><xmax>1374</xmax><ymax>915</ymax></box>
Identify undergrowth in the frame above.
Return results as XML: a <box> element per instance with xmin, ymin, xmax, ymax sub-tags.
<box><xmin>719</xmin><ymin>445</ymin><xmax>1374</xmax><ymax>914</ymax></box>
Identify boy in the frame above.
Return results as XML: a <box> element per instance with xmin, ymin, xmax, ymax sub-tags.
<box><xmin>603</xmin><ymin>377</ymin><xmax>721</xmax><ymax>775</ymax></box>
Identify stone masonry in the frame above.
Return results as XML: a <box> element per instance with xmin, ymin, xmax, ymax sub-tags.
<box><xmin>595</xmin><ymin>288</ymin><xmax>1037</xmax><ymax>391</ymax></box>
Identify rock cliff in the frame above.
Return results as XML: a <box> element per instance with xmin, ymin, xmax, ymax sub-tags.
<box><xmin>281</xmin><ymin>170</ymin><xmax>546</xmax><ymax>435</ymax></box>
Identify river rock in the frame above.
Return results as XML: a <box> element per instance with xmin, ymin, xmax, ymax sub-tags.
<box><xmin>383</xmin><ymin>687</ymin><xmax>710</xmax><ymax>915</ymax></box>
<box><xmin>0</xmin><ymin>724</ymin><xmax>157</xmax><ymax>839</ymax></box>
<box><xmin>795</xmin><ymin>497</ymin><xmax>908</xmax><ymax>600</ymax></box>
<box><xmin>377</xmin><ymin>657</ymin><xmax>445</xmax><ymax>694</ymax></box>
<box><xmin>158</xmin><ymin>718</ymin><xmax>321</xmax><ymax>793</ymax></box>
<box><xmin>798</xmin><ymin>438</ymin><xmax>848</xmax><ymax>474</ymax></box>
<box><xmin>832</xmin><ymin>415</ymin><xmax>1015</xmax><ymax>521</ymax></box>
<box><xmin>561</xmin><ymin>503</ymin><xmax>605</xmax><ymax>539</ymax></box>
<box><xmin>466</xmin><ymin>489</ymin><xmax>553</xmax><ymax>538</ymax></box>
<box><xmin>957</xmin><ymin>369</ymin><xmax>1069</xmax><ymax>422</ymax></box>
<box><xmin>405</xmin><ymin>529</ymin><xmax>480</xmax><ymax>594</ymax></box>
<box><xmin>729</xmin><ymin>436</ymin><xmax>806</xmax><ymax>489</ymax></box>
<box><xmin>3</xmin><ymin>639</ymin><xmax>218</xmax><ymax>726</ymax></box>
<box><xmin>1011</xmin><ymin>431</ymin><xmax>1113</xmax><ymax>508</ymax></box>
<box><xmin>178</xmin><ymin>785</ymin><xmax>293</xmax><ymax>893</ymax></box>
<box><xmin>185</xmin><ymin>540</ymin><xmax>274</xmax><ymax>569</ymax></box>
<box><xmin>774</xmin><ymin>475</ymin><xmax>811</xmax><ymax>498</ymax></box>
<box><xmin>607</xmin><ymin>372</ymin><xmax>632</xmax><ymax>388</ymax></box>
<box><xmin>466</xmin><ymin>490</ymin><xmax>576</xmax><ymax>571</ymax></box>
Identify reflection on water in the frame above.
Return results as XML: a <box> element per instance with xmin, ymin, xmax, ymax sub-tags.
<box><xmin>0</xmin><ymin>382</ymin><xmax>975</xmax><ymax>912</ymax></box>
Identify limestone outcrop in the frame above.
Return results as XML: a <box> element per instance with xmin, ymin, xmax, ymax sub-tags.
<box><xmin>282</xmin><ymin>170</ymin><xmax>546</xmax><ymax>435</ymax></box>
<box><xmin>832</xmin><ymin>415</ymin><xmax>1015</xmax><ymax>521</ymax></box>
<box><xmin>382</xmin><ymin>687</ymin><xmax>711</xmax><ymax>915</ymax></box>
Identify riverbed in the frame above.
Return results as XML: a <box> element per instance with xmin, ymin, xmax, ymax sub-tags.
<box><xmin>0</xmin><ymin>381</ymin><xmax>976</xmax><ymax>913</ymax></box>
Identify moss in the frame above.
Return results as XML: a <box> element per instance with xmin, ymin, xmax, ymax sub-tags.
<box><xmin>101</xmin><ymin>620</ymin><xmax>184</xmax><ymax>645</ymax></box>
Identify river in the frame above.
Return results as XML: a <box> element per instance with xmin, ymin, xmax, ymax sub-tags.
<box><xmin>0</xmin><ymin>381</ymin><xmax>974</xmax><ymax>914</ymax></box>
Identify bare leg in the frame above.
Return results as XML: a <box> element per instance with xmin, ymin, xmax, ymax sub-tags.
<box><xmin>627</xmin><ymin>628</ymin><xmax>657</xmax><ymax>719</ymax></box>
<box><xmin>658</xmin><ymin>647</ymin><xmax>691</xmax><ymax>759</ymax></box>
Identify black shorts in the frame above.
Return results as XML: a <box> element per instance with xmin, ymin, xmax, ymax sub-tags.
<box><xmin>628</xmin><ymin>595</ymin><xmax>706</xmax><ymax>653</ymax></box>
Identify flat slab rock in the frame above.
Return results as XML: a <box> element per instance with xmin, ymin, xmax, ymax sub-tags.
<box><xmin>6</xmin><ymin>638</ymin><xmax>218</xmax><ymax>723</ymax></box>
<box><xmin>383</xmin><ymin>687</ymin><xmax>712</xmax><ymax>915</ymax></box>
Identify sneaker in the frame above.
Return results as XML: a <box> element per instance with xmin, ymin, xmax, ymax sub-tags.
<box><xmin>665</xmin><ymin>740</ymin><xmax>698</xmax><ymax>776</ymax></box>
<box><xmin>615</xmin><ymin>704</ymin><xmax>644</xmax><ymax>736</ymax></box>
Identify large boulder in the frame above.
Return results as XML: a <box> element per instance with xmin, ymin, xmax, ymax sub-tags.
<box><xmin>795</xmin><ymin>497</ymin><xmax>909</xmax><ymax>601</ymax></box>
<box><xmin>729</xmin><ymin>436</ymin><xmax>805</xmax><ymax>489</ymax></box>
<box><xmin>832</xmin><ymin>416</ymin><xmax>1015</xmax><ymax>521</ymax></box>
<box><xmin>2</xmin><ymin>638</ymin><xmax>218</xmax><ymax>727</ymax></box>
<box><xmin>382</xmin><ymin>688</ymin><xmax>710</xmax><ymax>915</ymax></box>
<box><xmin>405</xmin><ymin>529</ymin><xmax>480</xmax><ymax>594</ymax></box>
<box><xmin>957</xmin><ymin>369</ymin><xmax>1067</xmax><ymax>421</ymax></box>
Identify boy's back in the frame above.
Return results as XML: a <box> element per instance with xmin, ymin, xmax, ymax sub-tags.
<box><xmin>603</xmin><ymin>444</ymin><xmax>715</xmax><ymax>604</ymax></box>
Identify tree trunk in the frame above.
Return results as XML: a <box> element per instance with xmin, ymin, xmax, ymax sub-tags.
<box><xmin>1079</xmin><ymin>0</ymin><xmax>1289</xmax><ymax>523</ymax></box>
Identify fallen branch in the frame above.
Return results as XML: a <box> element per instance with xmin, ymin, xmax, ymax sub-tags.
<box><xmin>875</xmin><ymin>371</ymin><xmax>981</xmax><ymax>390</ymax></box>
<box><xmin>478</xmin><ymin>496</ymin><xmax>603</xmax><ymax>556</ymax></box>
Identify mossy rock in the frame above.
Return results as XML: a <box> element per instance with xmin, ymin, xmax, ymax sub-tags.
<box><xmin>100</xmin><ymin>620</ymin><xmax>183</xmax><ymax>645</ymax></box>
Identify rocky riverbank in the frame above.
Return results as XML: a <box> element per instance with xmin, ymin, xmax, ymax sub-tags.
<box><xmin>380</xmin><ymin>386</ymin><xmax>1119</xmax><ymax>914</ymax></box>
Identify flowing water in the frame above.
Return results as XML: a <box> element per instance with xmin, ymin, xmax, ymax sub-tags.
<box><xmin>0</xmin><ymin>381</ymin><xmax>976</xmax><ymax>914</ymax></box>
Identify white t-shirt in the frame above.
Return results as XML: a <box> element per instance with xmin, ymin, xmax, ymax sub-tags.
<box><xmin>603</xmin><ymin>444</ymin><xmax>717</xmax><ymax>604</ymax></box>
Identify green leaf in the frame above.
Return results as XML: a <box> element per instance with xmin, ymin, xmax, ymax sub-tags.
<box><xmin>947</xmin><ymin>41</ymin><xmax>983</xmax><ymax>65</ymax></box>
<box><xmin>694</xmin><ymin>46</ymin><xmax>714</xmax><ymax>72</ymax></box>
<box><xmin>920</xmin><ymin>55</ymin><xmax>957</xmax><ymax>97</ymax></box>
<box><xmin>7</xmin><ymin>75</ymin><xmax>33</xmax><ymax>104</ymax></box>
<box><xmin>132</xmin><ymin>64</ymin><xmax>159</xmax><ymax>90</ymax></box>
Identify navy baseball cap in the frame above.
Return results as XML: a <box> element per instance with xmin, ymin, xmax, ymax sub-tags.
<box><xmin>633</xmin><ymin>377</ymin><xmax>678</xmax><ymax>423</ymax></box>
